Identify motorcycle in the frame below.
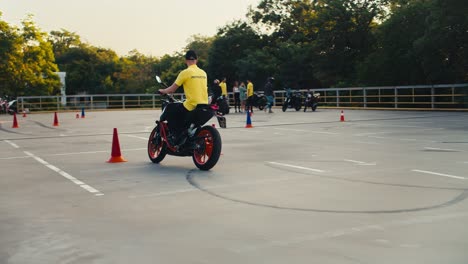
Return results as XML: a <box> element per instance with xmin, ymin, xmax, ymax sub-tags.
<box><xmin>211</xmin><ymin>95</ymin><xmax>230</xmax><ymax>115</ymax></box>
<box><xmin>304</xmin><ymin>92</ymin><xmax>320</xmax><ymax>112</ymax></box>
<box><xmin>282</xmin><ymin>89</ymin><xmax>302</xmax><ymax>112</ymax></box>
<box><xmin>6</xmin><ymin>100</ymin><xmax>17</xmax><ymax>115</ymax></box>
<box><xmin>147</xmin><ymin>76</ymin><xmax>225</xmax><ymax>171</ymax></box>
<box><xmin>248</xmin><ymin>92</ymin><xmax>267</xmax><ymax>111</ymax></box>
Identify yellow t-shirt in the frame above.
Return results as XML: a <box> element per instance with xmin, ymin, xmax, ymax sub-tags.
<box><xmin>247</xmin><ymin>82</ymin><xmax>254</xmax><ymax>97</ymax></box>
<box><xmin>219</xmin><ymin>81</ymin><xmax>227</xmax><ymax>96</ymax></box>
<box><xmin>174</xmin><ymin>65</ymin><xmax>208</xmax><ymax>111</ymax></box>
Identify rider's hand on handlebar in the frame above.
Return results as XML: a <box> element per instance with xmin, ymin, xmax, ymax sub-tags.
<box><xmin>158</xmin><ymin>89</ymin><xmax>166</xmax><ymax>95</ymax></box>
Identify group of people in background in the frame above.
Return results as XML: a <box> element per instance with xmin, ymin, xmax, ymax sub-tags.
<box><xmin>210</xmin><ymin>78</ymin><xmax>254</xmax><ymax>114</ymax></box>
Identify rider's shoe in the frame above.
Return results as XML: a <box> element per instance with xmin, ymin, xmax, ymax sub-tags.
<box><xmin>268</xmin><ymin>109</ymin><xmax>274</xmax><ymax>113</ymax></box>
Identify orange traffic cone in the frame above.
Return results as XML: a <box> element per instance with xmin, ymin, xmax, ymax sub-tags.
<box><xmin>340</xmin><ymin>110</ymin><xmax>345</xmax><ymax>122</ymax></box>
<box><xmin>245</xmin><ymin>110</ymin><xmax>253</xmax><ymax>128</ymax></box>
<box><xmin>12</xmin><ymin>113</ymin><xmax>19</xmax><ymax>128</ymax></box>
<box><xmin>76</xmin><ymin>113</ymin><xmax>80</xmax><ymax>119</ymax></box>
<box><xmin>53</xmin><ymin>112</ymin><xmax>59</xmax><ymax>126</ymax></box>
<box><xmin>22</xmin><ymin>110</ymin><xmax>27</xmax><ymax>117</ymax></box>
<box><xmin>107</xmin><ymin>128</ymin><xmax>127</xmax><ymax>163</ymax></box>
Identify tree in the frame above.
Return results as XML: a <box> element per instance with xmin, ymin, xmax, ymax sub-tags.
<box><xmin>48</xmin><ymin>29</ymin><xmax>81</xmax><ymax>57</ymax></box>
<box><xmin>0</xmin><ymin>13</ymin><xmax>60</xmax><ymax>96</ymax></box>
<box><xmin>207</xmin><ymin>21</ymin><xmax>263</xmax><ymax>87</ymax></box>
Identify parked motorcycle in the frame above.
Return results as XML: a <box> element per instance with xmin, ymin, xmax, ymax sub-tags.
<box><xmin>282</xmin><ymin>89</ymin><xmax>302</xmax><ymax>112</ymax></box>
<box><xmin>147</xmin><ymin>76</ymin><xmax>224</xmax><ymax>171</ymax></box>
<box><xmin>303</xmin><ymin>92</ymin><xmax>320</xmax><ymax>112</ymax></box>
<box><xmin>6</xmin><ymin>100</ymin><xmax>17</xmax><ymax>115</ymax></box>
<box><xmin>211</xmin><ymin>95</ymin><xmax>230</xmax><ymax>115</ymax></box>
<box><xmin>248</xmin><ymin>92</ymin><xmax>267</xmax><ymax>111</ymax></box>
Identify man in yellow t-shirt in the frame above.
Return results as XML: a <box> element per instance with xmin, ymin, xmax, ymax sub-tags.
<box><xmin>159</xmin><ymin>50</ymin><xmax>208</xmax><ymax>143</ymax></box>
<box><xmin>246</xmin><ymin>79</ymin><xmax>254</xmax><ymax>112</ymax></box>
<box><xmin>219</xmin><ymin>78</ymin><xmax>228</xmax><ymax>97</ymax></box>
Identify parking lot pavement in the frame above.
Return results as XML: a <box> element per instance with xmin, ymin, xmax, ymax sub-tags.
<box><xmin>1</xmin><ymin>109</ymin><xmax>468</xmax><ymax>264</ymax></box>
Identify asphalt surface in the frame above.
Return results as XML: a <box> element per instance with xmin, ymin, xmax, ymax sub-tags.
<box><xmin>1</xmin><ymin>108</ymin><xmax>468</xmax><ymax>264</ymax></box>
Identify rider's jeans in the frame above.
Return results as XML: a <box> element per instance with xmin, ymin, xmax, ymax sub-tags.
<box><xmin>266</xmin><ymin>95</ymin><xmax>274</xmax><ymax>109</ymax></box>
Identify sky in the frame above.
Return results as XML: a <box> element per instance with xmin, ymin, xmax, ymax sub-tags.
<box><xmin>0</xmin><ymin>0</ymin><xmax>261</xmax><ymax>57</ymax></box>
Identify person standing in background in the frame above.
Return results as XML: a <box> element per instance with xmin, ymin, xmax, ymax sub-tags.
<box><xmin>264</xmin><ymin>77</ymin><xmax>275</xmax><ymax>113</ymax></box>
<box><xmin>210</xmin><ymin>79</ymin><xmax>222</xmax><ymax>104</ymax></box>
<box><xmin>246</xmin><ymin>79</ymin><xmax>254</xmax><ymax>113</ymax></box>
<box><xmin>233</xmin><ymin>81</ymin><xmax>240</xmax><ymax>113</ymax></box>
<box><xmin>219</xmin><ymin>77</ymin><xmax>228</xmax><ymax>97</ymax></box>
<box><xmin>239</xmin><ymin>82</ymin><xmax>247</xmax><ymax>113</ymax></box>
<box><xmin>219</xmin><ymin>77</ymin><xmax>229</xmax><ymax>111</ymax></box>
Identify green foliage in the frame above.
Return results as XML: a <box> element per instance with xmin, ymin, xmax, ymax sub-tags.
<box><xmin>357</xmin><ymin>0</ymin><xmax>468</xmax><ymax>85</ymax></box>
<box><xmin>1</xmin><ymin>1</ymin><xmax>466</xmax><ymax>98</ymax></box>
<box><xmin>0</xmin><ymin>13</ymin><xmax>60</xmax><ymax>96</ymax></box>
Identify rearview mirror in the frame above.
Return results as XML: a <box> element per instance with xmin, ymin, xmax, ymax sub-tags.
<box><xmin>155</xmin><ymin>76</ymin><xmax>162</xmax><ymax>83</ymax></box>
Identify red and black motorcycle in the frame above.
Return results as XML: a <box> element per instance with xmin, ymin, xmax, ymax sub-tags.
<box><xmin>147</xmin><ymin>76</ymin><xmax>225</xmax><ymax>170</ymax></box>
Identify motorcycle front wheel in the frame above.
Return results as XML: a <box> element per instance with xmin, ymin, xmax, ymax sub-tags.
<box><xmin>294</xmin><ymin>99</ymin><xmax>302</xmax><ymax>111</ymax></box>
<box><xmin>148</xmin><ymin>125</ymin><xmax>167</xmax><ymax>163</ymax></box>
<box><xmin>282</xmin><ymin>102</ymin><xmax>288</xmax><ymax>112</ymax></box>
<box><xmin>257</xmin><ymin>97</ymin><xmax>266</xmax><ymax>111</ymax></box>
<box><xmin>192</xmin><ymin>125</ymin><xmax>222</xmax><ymax>171</ymax></box>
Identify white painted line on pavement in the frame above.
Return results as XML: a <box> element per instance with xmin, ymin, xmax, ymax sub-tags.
<box><xmin>354</xmin><ymin>132</ymin><xmax>387</xmax><ymax>136</ymax></box>
<box><xmin>0</xmin><ymin>156</ymin><xmax>30</xmax><ymax>160</ymax></box>
<box><xmin>268</xmin><ymin>162</ymin><xmax>325</xmax><ymax>173</ymax></box>
<box><xmin>355</xmin><ymin>141</ymin><xmax>381</xmax><ymax>145</ymax></box>
<box><xmin>24</xmin><ymin>151</ymin><xmax>104</xmax><ymax>196</ymax></box>
<box><xmin>274</xmin><ymin>128</ymin><xmax>338</xmax><ymax>135</ymax></box>
<box><xmin>344</xmin><ymin>159</ymin><xmax>376</xmax><ymax>166</ymax></box>
<box><xmin>420</xmin><ymin>128</ymin><xmax>445</xmax><ymax>131</ymax></box>
<box><xmin>412</xmin><ymin>169</ymin><xmax>465</xmax><ymax>180</ymax></box>
<box><xmin>44</xmin><ymin>148</ymin><xmax>145</xmax><ymax>157</ymax></box>
<box><xmin>4</xmin><ymin>140</ymin><xmax>19</xmax><ymax>148</ymax></box>
<box><xmin>126</xmin><ymin>135</ymin><xmax>148</xmax><ymax>140</ymax></box>
<box><xmin>424</xmin><ymin>147</ymin><xmax>462</xmax><ymax>152</ymax></box>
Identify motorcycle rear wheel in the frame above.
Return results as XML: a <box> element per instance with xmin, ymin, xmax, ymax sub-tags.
<box><xmin>294</xmin><ymin>99</ymin><xmax>302</xmax><ymax>111</ymax></box>
<box><xmin>312</xmin><ymin>104</ymin><xmax>318</xmax><ymax>111</ymax></box>
<box><xmin>192</xmin><ymin>125</ymin><xmax>222</xmax><ymax>171</ymax></box>
<box><xmin>257</xmin><ymin>97</ymin><xmax>266</xmax><ymax>111</ymax></box>
<box><xmin>282</xmin><ymin>102</ymin><xmax>288</xmax><ymax>112</ymax></box>
<box><xmin>148</xmin><ymin>125</ymin><xmax>167</xmax><ymax>163</ymax></box>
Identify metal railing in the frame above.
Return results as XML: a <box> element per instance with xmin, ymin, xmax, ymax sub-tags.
<box><xmin>16</xmin><ymin>83</ymin><xmax>468</xmax><ymax>112</ymax></box>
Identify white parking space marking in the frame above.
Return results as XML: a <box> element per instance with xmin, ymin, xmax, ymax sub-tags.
<box><xmin>268</xmin><ymin>162</ymin><xmax>325</xmax><ymax>173</ymax></box>
<box><xmin>44</xmin><ymin>148</ymin><xmax>145</xmax><ymax>157</ymax></box>
<box><xmin>23</xmin><ymin>151</ymin><xmax>104</xmax><ymax>196</ymax></box>
<box><xmin>368</xmin><ymin>136</ymin><xmax>388</xmax><ymax>139</ymax></box>
<box><xmin>0</xmin><ymin>156</ymin><xmax>31</xmax><ymax>160</ymax></box>
<box><xmin>274</xmin><ymin>128</ymin><xmax>338</xmax><ymax>135</ymax></box>
<box><xmin>420</xmin><ymin>128</ymin><xmax>445</xmax><ymax>131</ymax></box>
<box><xmin>355</xmin><ymin>132</ymin><xmax>388</xmax><ymax>136</ymax></box>
<box><xmin>355</xmin><ymin>141</ymin><xmax>381</xmax><ymax>145</ymax></box>
<box><xmin>411</xmin><ymin>169</ymin><xmax>465</xmax><ymax>180</ymax></box>
<box><xmin>424</xmin><ymin>147</ymin><xmax>462</xmax><ymax>152</ymax></box>
<box><xmin>127</xmin><ymin>135</ymin><xmax>148</xmax><ymax>140</ymax></box>
<box><xmin>4</xmin><ymin>140</ymin><xmax>20</xmax><ymax>148</ymax></box>
<box><xmin>344</xmin><ymin>159</ymin><xmax>376</xmax><ymax>166</ymax></box>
